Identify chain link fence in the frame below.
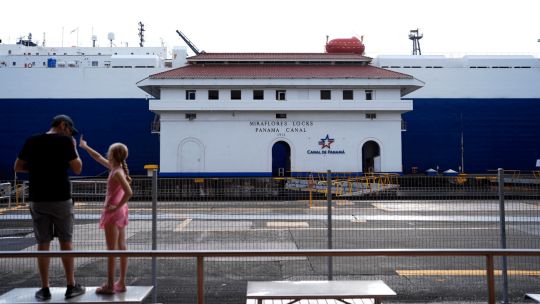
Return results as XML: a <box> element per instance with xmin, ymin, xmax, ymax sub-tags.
<box><xmin>0</xmin><ymin>170</ymin><xmax>539</xmax><ymax>303</ymax></box>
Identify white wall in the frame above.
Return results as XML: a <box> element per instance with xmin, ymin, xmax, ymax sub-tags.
<box><xmin>158</xmin><ymin>111</ymin><xmax>404</xmax><ymax>175</ymax></box>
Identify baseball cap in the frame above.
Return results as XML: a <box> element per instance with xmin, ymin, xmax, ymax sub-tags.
<box><xmin>52</xmin><ymin>114</ymin><xmax>79</xmax><ymax>135</ymax></box>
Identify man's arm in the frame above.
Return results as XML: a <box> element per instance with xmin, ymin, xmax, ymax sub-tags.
<box><xmin>69</xmin><ymin>158</ymin><xmax>83</xmax><ymax>175</ymax></box>
<box><xmin>14</xmin><ymin>158</ymin><xmax>28</xmax><ymax>173</ymax></box>
<box><xmin>69</xmin><ymin>137</ymin><xmax>82</xmax><ymax>175</ymax></box>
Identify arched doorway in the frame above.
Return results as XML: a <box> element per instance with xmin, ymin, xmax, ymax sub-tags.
<box><xmin>178</xmin><ymin>139</ymin><xmax>203</xmax><ymax>172</ymax></box>
<box><xmin>362</xmin><ymin>141</ymin><xmax>380</xmax><ymax>173</ymax></box>
<box><xmin>272</xmin><ymin>141</ymin><xmax>291</xmax><ymax>177</ymax></box>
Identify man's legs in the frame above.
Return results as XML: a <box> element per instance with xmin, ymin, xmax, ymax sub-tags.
<box><xmin>37</xmin><ymin>242</ymin><xmax>51</xmax><ymax>288</ymax></box>
<box><xmin>59</xmin><ymin>241</ymin><xmax>75</xmax><ymax>286</ymax></box>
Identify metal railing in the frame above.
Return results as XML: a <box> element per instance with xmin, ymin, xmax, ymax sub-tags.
<box><xmin>0</xmin><ymin>248</ymin><xmax>539</xmax><ymax>304</ymax></box>
<box><xmin>1</xmin><ymin>169</ymin><xmax>539</xmax><ymax>303</ymax></box>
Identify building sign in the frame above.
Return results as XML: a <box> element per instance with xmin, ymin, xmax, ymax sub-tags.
<box><xmin>249</xmin><ymin>120</ymin><xmax>314</xmax><ymax>133</ymax></box>
<box><xmin>307</xmin><ymin>134</ymin><xmax>345</xmax><ymax>155</ymax></box>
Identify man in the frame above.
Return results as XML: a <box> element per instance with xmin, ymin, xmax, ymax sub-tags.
<box><xmin>14</xmin><ymin>114</ymin><xmax>86</xmax><ymax>300</ymax></box>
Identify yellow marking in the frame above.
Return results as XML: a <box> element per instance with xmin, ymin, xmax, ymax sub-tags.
<box><xmin>397</xmin><ymin>270</ymin><xmax>540</xmax><ymax>276</ymax></box>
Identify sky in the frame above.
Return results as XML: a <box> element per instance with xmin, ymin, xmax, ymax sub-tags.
<box><xmin>2</xmin><ymin>0</ymin><xmax>540</xmax><ymax>57</ymax></box>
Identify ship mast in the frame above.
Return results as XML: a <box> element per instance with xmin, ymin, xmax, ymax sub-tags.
<box><xmin>138</xmin><ymin>22</ymin><xmax>145</xmax><ymax>47</ymax></box>
<box><xmin>409</xmin><ymin>29</ymin><xmax>423</xmax><ymax>55</ymax></box>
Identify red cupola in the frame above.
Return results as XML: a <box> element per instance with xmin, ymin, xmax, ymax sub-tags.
<box><xmin>325</xmin><ymin>37</ymin><xmax>365</xmax><ymax>55</ymax></box>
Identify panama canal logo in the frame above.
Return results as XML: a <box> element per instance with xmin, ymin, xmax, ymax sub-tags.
<box><xmin>318</xmin><ymin>134</ymin><xmax>335</xmax><ymax>149</ymax></box>
<box><xmin>307</xmin><ymin>134</ymin><xmax>345</xmax><ymax>155</ymax></box>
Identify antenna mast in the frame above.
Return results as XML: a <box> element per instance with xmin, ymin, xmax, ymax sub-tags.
<box><xmin>409</xmin><ymin>29</ymin><xmax>423</xmax><ymax>55</ymax></box>
<box><xmin>138</xmin><ymin>22</ymin><xmax>145</xmax><ymax>47</ymax></box>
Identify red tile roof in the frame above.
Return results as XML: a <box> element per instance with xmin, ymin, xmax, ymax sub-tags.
<box><xmin>150</xmin><ymin>65</ymin><xmax>413</xmax><ymax>80</ymax></box>
<box><xmin>188</xmin><ymin>52</ymin><xmax>371</xmax><ymax>61</ymax></box>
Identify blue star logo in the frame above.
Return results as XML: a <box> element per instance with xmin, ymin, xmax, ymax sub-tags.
<box><xmin>318</xmin><ymin>134</ymin><xmax>335</xmax><ymax>149</ymax></box>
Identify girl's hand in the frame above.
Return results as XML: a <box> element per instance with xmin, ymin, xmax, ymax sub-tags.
<box><xmin>79</xmin><ymin>135</ymin><xmax>88</xmax><ymax>149</ymax></box>
<box><xmin>107</xmin><ymin>204</ymin><xmax>118</xmax><ymax>212</ymax></box>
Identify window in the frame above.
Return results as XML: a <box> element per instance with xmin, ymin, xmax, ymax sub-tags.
<box><xmin>185</xmin><ymin>113</ymin><xmax>196</xmax><ymax>120</ymax></box>
<box><xmin>366</xmin><ymin>113</ymin><xmax>377</xmax><ymax>119</ymax></box>
<box><xmin>12</xmin><ymin>62</ymin><xmax>16</xmax><ymax>66</ymax></box>
<box><xmin>253</xmin><ymin>90</ymin><xmax>264</xmax><ymax>100</ymax></box>
<box><xmin>186</xmin><ymin>90</ymin><xmax>196</xmax><ymax>100</ymax></box>
<box><xmin>91</xmin><ymin>61</ymin><xmax>99</xmax><ymax>67</ymax></box>
<box><xmin>276</xmin><ymin>90</ymin><xmax>286</xmax><ymax>101</ymax></box>
<box><xmin>320</xmin><ymin>90</ymin><xmax>331</xmax><ymax>100</ymax></box>
<box><xmin>365</xmin><ymin>90</ymin><xmax>374</xmax><ymax>100</ymax></box>
<box><xmin>208</xmin><ymin>90</ymin><xmax>219</xmax><ymax>100</ymax></box>
<box><xmin>343</xmin><ymin>90</ymin><xmax>353</xmax><ymax>100</ymax></box>
<box><xmin>231</xmin><ymin>90</ymin><xmax>241</xmax><ymax>100</ymax></box>
<box><xmin>276</xmin><ymin>113</ymin><xmax>287</xmax><ymax>119</ymax></box>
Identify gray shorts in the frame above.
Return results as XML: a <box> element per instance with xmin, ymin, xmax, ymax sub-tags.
<box><xmin>29</xmin><ymin>200</ymin><xmax>74</xmax><ymax>243</ymax></box>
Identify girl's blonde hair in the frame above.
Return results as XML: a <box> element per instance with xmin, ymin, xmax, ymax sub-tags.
<box><xmin>108</xmin><ymin>143</ymin><xmax>132</xmax><ymax>183</ymax></box>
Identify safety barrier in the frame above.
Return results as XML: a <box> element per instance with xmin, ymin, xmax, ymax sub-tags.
<box><xmin>0</xmin><ymin>249</ymin><xmax>538</xmax><ymax>304</ymax></box>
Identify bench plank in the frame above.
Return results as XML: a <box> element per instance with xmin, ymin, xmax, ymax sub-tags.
<box><xmin>246</xmin><ymin>300</ymin><xmax>375</xmax><ymax>304</ymax></box>
<box><xmin>0</xmin><ymin>286</ymin><xmax>153</xmax><ymax>303</ymax></box>
<box><xmin>527</xmin><ymin>294</ymin><xmax>540</xmax><ymax>303</ymax></box>
<box><xmin>247</xmin><ymin>280</ymin><xmax>395</xmax><ymax>300</ymax></box>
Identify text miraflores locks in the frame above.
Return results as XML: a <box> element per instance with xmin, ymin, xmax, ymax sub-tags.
<box><xmin>250</xmin><ymin>120</ymin><xmax>314</xmax><ymax>133</ymax></box>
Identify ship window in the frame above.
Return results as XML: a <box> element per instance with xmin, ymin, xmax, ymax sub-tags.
<box><xmin>185</xmin><ymin>113</ymin><xmax>196</xmax><ymax>120</ymax></box>
<box><xmin>186</xmin><ymin>90</ymin><xmax>196</xmax><ymax>100</ymax></box>
<box><xmin>231</xmin><ymin>90</ymin><xmax>241</xmax><ymax>100</ymax></box>
<box><xmin>12</xmin><ymin>62</ymin><xmax>16</xmax><ymax>66</ymax></box>
<box><xmin>343</xmin><ymin>90</ymin><xmax>353</xmax><ymax>100</ymax></box>
<box><xmin>8</xmin><ymin>50</ymin><xmax>11</xmax><ymax>55</ymax></box>
<box><xmin>320</xmin><ymin>90</ymin><xmax>331</xmax><ymax>100</ymax></box>
<box><xmin>253</xmin><ymin>90</ymin><xmax>264</xmax><ymax>100</ymax></box>
<box><xmin>43</xmin><ymin>62</ymin><xmax>46</xmax><ymax>66</ymax></box>
<box><xmin>366</xmin><ymin>113</ymin><xmax>376</xmax><ymax>119</ymax></box>
<box><xmin>276</xmin><ymin>90</ymin><xmax>286</xmax><ymax>101</ymax></box>
<box><xmin>276</xmin><ymin>113</ymin><xmax>287</xmax><ymax>119</ymax></box>
<box><xmin>52</xmin><ymin>52</ymin><xmax>56</xmax><ymax>55</ymax></box>
<box><xmin>365</xmin><ymin>90</ymin><xmax>374</xmax><ymax>100</ymax></box>
<box><xmin>91</xmin><ymin>61</ymin><xmax>98</xmax><ymax>67</ymax></box>
<box><xmin>208</xmin><ymin>90</ymin><xmax>219</xmax><ymax>100</ymax></box>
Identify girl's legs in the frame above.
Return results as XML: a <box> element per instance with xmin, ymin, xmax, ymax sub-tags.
<box><xmin>114</xmin><ymin>226</ymin><xmax>128</xmax><ymax>290</ymax></box>
<box><xmin>103</xmin><ymin>223</ymin><xmax>119</xmax><ymax>288</ymax></box>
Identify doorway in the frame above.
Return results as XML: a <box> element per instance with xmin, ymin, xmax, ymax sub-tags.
<box><xmin>272</xmin><ymin>141</ymin><xmax>291</xmax><ymax>177</ymax></box>
<box><xmin>362</xmin><ymin>141</ymin><xmax>380</xmax><ymax>173</ymax></box>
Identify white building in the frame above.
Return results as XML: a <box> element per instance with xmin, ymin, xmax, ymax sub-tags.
<box><xmin>138</xmin><ymin>51</ymin><xmax>423</xmax><ymax>177</ymax></box>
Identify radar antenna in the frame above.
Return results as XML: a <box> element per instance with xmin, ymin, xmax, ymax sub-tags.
<box><xmin>409</xmin><ymin>29</ymin><xmax>423</xmax><ymax>55</ymax></box>
<box><xmin>176</xmin><ymin>30</ymin><xmax>201</xmax><ymax>55</ymax></box>
<box><xmin>138</xmin><ymin>22</ymin><xmax>145</xmax><ymax>47</ymax></box>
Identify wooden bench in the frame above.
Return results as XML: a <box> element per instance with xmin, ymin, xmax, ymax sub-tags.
<box><xmin>0</xmin><ymin>286</ymin><xmax>153</xmax><ymax>303</ymax></box>
<box><xmin>527</xmin><ymin>293</ymin><xmax>540</xmax><ymax>303</ymax></box>
<box><xmin>246</xmin><ymin>280</ymin><xmax>396</xmax><ymax>304</ymax></box>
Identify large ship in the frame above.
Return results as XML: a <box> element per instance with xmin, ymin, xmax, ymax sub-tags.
<box><xmin>0</xmin><ymin>33</ymin><xmax>188</xmax><ymax>179</ymax></box>
<box><xmin>373</xmin><ymin>54</ymin><xmax>540</xmax><ymax>174</ymax></box>
<box><xmin>1</xmin><ymin>33</ymin><xmax>539</xmax><ymax>178</ymax></box>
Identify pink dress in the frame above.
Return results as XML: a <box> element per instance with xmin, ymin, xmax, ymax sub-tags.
<box><xmin>99</xmin><ymin>166</ymin><xmax>129</xmax><ymax>228</ymax></box>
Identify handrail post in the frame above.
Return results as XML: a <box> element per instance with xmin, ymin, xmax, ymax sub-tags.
<box><xmin>327</xmin><ymin>170</ymin><xmax>333</xmax><ymax>280</ymax></box>
<box><xmin>486</xmin><ymin>254</ymin><xmax>496</xmax><ymax>304</ymax></box>
<box><xmin>151</xmin><ymin>169</ymin><xmax>158</xmax><ymax>303</ymax></box>
<box><xmin>497</xmin><ymin>168</ymin><xmax>509</xmax><ymax>303</ymax></box>
<box><xmin>197</xmin><ymin>256</ymin><xmax>204</xmax><ymax>304</ymax></box>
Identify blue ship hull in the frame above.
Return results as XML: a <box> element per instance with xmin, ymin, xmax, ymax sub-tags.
<box><xmin>1</xmin><ymin>98</ymin><xmax>159</xmax><ymax>179</ymax></box>
<box><xmin>2</xmin><ymin>98</ymin><xmax>540</xmax><ymax>179</ymax></box>
<box><xmin>403</xmin><ymin>98</ymin><xmax>540</xmax><ymax>173</ymax></box>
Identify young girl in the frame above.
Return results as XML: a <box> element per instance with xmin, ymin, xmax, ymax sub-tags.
<box><xmin>79</xmin><ymin>136</ymin><xmax>133</xmax><ymax>294</ymax></box>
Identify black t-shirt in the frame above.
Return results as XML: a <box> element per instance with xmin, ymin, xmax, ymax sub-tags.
<box><xmin>18</xmin><ymin>133</ymin><xmax>78</xmax><ymax>202</ymax></box>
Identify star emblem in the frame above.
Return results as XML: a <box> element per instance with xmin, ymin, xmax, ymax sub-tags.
<box><xmin>318</xmin><ymin>134</ymin><xmax>335</xmax><ymax>149</ymax></box>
